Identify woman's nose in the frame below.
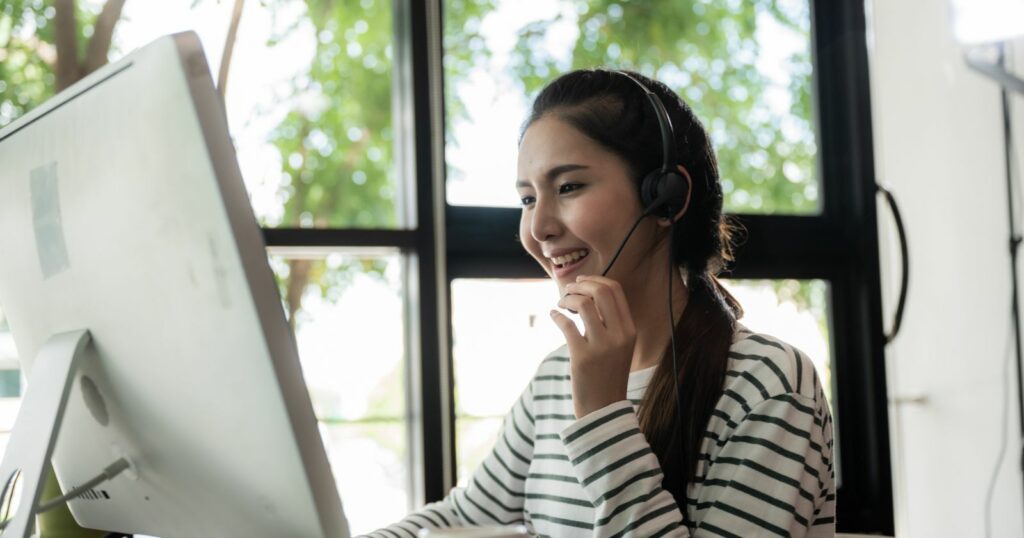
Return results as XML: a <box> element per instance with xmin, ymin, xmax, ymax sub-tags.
<box><xmin>530</xmin><ymin>198</ymin><xmax>562</xmax><ymax>243</ymax></box>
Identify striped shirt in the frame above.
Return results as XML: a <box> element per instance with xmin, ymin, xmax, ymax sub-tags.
<box><xmin>365</xmin><ymin>324</ymin><xmax>836</xmax><ymax>537</ymax></box>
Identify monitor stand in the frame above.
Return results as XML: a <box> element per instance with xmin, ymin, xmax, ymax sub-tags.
<box><xmin>0</xmin><ymin>330</ymin><xmax>90</xmax><ymax>538</ymax></box>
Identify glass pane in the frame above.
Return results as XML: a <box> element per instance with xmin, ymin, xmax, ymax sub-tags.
<box><xmin>269</xmin><ymin>251</ymin><xmax>410</xmax><ymax>533</ymax></box>
<box><xmin>450</xmin><ymin>279</ymin><xmax>563</xmax><ymax>486</ymax></box>
<box><xmin>321</xmin><ymin>421</ymin><xmax>410</xmax><ymax>531</ymax></box>
<box><xmin>451</xmin><ymin>277</ymin><xmax>835</xmax><ymax>486</ymax></box>
<box><xmin>443</xmin><ymin>0</ymin><xmax>819</xmax><ymax>215</ymax></box>
<box><xmin>1</xmin><ymin>2</ymin><xmax>400</xmax><ymax>228</ymax></box>
<box><xmin>455</xmin><ymin>417</ymin><xmax>503</xmax><ymax>488</ymax></box>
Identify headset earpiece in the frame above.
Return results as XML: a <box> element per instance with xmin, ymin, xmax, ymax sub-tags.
<box><xmin>640</xmin><ymin>168</ymin><xmax>689</xmax><ymax>219</ymax></box>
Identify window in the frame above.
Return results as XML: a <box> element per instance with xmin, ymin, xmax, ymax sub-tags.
<box><xmin>442</xmin><ymin>0</ymin><xmax>890</xmax><ymax>532</ymax></box>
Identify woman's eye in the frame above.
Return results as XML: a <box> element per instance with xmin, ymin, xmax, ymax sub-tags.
<box><xmin>559</xmin><ymin>183</ymin><xmax>584</xmax><ymax>194</ymax></box>
<box><xmin>518</xmin><ymin>184</ymin><xmax>581</xmax><ymax>206</ymax></box>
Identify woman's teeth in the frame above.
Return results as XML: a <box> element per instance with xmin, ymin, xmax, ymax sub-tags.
<box><xmin>552</xmin><ymin>249</ymin><xmax>588</xmax><ymax>268</ymax></box>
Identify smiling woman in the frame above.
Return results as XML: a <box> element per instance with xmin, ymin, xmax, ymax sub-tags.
<box><xmin>365</xmin><ymin>68</ymin><xmax>835</xmax><ymax>537</ymax></box>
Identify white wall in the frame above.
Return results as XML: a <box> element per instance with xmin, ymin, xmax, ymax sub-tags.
<box><xmin>869</xmin><ymin>0</ymin><xmax>1024</xmax><ymax>536</ymax></box>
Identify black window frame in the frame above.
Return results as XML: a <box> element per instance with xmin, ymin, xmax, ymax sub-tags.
<box><xmin>262</xmin><ymin>0</ymin><xmax>894</xmax><ymax>533</ymax></box>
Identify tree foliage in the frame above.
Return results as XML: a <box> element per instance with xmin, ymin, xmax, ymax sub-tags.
<box><xmin>0</xmin><ymin>0</ymin><xmax>123</xmax><ymax>126</ymax></box>
<box><xmin>270</xmin><ymin>0</ymin><xmax>394</xmax><ymax>231</ymax></box>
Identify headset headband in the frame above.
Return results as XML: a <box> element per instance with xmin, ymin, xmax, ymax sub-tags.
<box><xmin>612</xmin><ymin>70</ymin><xmax>677</xmax><ymax>174</ymax></box>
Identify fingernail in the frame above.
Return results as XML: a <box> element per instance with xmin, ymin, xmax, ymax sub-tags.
<box><xmin>549</xmin><ymin>310</ymin><xmax>557</xmax><ymax>318</ymax></box>
<box><xmin>576</xmin><ymin>275</ymin><xmax>584</xmax><ymax>282</ymax></box>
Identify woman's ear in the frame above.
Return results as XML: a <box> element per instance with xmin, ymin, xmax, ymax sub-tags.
<box><xmin>657</xmin><ymin>164</ymin><xmax>693</xmax><ymax>228</ymax></box>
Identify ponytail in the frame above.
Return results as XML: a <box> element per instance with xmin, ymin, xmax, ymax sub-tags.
<box><xmin>636</xmin><ymin>270</ymin><xmax>741</xmax><ymax>522</ymax></box>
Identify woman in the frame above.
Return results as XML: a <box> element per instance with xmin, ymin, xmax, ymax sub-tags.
<box><xmin>367</xmin><ymin>69</ymin><xmax>835</xmax><ymax>537</ymax></box>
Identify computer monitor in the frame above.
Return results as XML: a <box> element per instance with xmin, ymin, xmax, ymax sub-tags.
<box><xmin>0</xmin><ymin>32</ymin><xmax>350</xmax><ymax>537</ymax></box>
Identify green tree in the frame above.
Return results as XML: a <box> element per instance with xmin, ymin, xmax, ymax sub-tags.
<box><xmin>0</xmin><ymin>0</ymin><xmax>125</xmax><ymax>125</ymax></box>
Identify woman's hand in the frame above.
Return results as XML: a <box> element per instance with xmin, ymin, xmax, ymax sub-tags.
<box><xmin>550</xmin><ymin>275</ymin><xmax>637</xmax><ymax>419</ymax></box>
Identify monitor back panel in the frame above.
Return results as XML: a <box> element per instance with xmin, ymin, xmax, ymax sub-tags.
<box><xmin>0</xmin><ymin>33</ymin><xmax>347</xmax><ymax>537</ymax></box>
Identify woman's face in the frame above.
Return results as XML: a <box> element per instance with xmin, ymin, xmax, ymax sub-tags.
<box><xmin>516</xmin><ymin>115</ymin><xmax>660</xmax><ymax>296</ymax></box>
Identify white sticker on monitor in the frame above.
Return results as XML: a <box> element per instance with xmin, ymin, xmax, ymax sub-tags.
<box><xmin>30</xmin><ymin>162</ymin><xmax>71</xmax><ymax>279</ymax></box>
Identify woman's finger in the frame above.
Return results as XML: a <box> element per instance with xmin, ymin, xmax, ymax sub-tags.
<box><xmin>549</xmin><ymin>309</ymin><xmax>584</xmax><ymax>349</ymax></box>
<box><xmin>577</xmin><ymin>275</ymin><xmax>634</xmax><ymax>335</ymax></box>
<box><xmin>559</xmin><ymin>291</ymin><xmax>603</xmax><ymax>323</ymax></box>
<box><xmin>558</xmin><ymin>293</ymin><xmax>606</xmax><ymax>336</ymax></box>
<box><xmin>565</xmin><ymin>280</ymin><xmax>624</xmax><ymax>335</ymax></box>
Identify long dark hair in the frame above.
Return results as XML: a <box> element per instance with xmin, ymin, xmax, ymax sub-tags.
<box><xmin>522</xmin><ymin>68</ymin><xmax>744</xmax><ymax>517</ymax></box>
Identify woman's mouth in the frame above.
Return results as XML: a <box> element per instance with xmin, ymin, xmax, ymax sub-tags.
<box><xmin>550</xmin><ymin>249</ymin><xmax>589</xmax><ymax>278</ymax></box>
